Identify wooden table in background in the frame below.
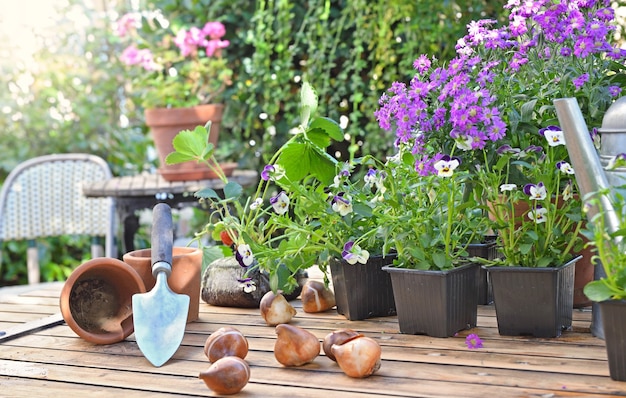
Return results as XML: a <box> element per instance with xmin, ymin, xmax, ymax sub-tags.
<box><xmin>0</xmin><ymin>277</ymin><xmax>625</xmax><ymax>397</ymax></box>
<box><xmin>82</xmin><ymin>170</ymin><xmax>258</xmax><ymax>255</ymax></box>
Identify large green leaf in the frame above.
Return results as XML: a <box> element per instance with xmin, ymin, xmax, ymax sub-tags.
<box><xmin>275</xmin><ymin>141</ymin><xmax>310</xmax><ymax>182</ymax></box>
<box><xmin>305</xmin><ymin>128</ymin><xmax>331</xmax><ymax>149</ymax></box>
<box><xmin>309</xmin><ymin>117</ymin><xmax>343</xmax><ymax>141</ymax></box>
<box><xmin>165</xmin><ymin>126</ymin><xmax>212</xmax><ymax>164</ymax></box>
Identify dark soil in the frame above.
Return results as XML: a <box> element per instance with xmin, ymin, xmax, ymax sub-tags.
<box><xmin>69</xmin><ymin>278</ymin><xmax>120</xmax><ymax>334</ymax></box>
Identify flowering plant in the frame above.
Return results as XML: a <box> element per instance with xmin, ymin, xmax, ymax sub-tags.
<box><xmin>376</xmin><ymin>0</ymin><xmax>626</xmax><ymax>268</ymax></box>
<box><xmin>582</xmin><ymin>178</ymin><xmax>626</xmax><ymax>301</ymax></box>
<box><xmin>373</xmin><ymin>141</ymin><xmax>489</xmax><ymax>270</ymax></box>
<box><xmin>165</xmin><ymin>83</ymin><xmax>346</xmax><ymax>293</ymax></box>
<box><xmin>113</xmin><ymin>10</ymin><xmax>233</xmax><ymax>109</ymax></box>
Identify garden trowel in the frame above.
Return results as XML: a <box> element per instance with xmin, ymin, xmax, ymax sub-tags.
<box><xmin>132</xmin><ymin>203</ymin><xmax>189</xmax><ymax>367</ymax></box>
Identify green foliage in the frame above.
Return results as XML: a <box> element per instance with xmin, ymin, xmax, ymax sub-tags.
<box><xmin>583</xmin><ymin>186</ymin><xmax>626</xmax><ymax>302</ymax></box>
<box><xmin>0</xmin><ymin>0</ymin><xmax>501</xmax><ymax>284</ymax></box>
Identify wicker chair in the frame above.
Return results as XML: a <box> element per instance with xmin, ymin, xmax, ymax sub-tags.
<box><xmin>0</xmin><ymin>154</ymin><xmax>115</xmax><ymax>284</ymax></box>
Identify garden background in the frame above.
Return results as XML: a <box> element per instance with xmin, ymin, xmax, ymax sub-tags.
<box><xmin>1</xmin><ymin>0</ymin><xmax>624</xmax><ymax>285</ymax></box>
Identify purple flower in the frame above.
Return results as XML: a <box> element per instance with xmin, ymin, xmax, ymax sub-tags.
<box><xmin>573</xmin><ymin>73</ymin><xmax>589</xmax><ymax>89</ymax></box>
<box><xmin>465</xmin><ymin>333</ymin><xmax>483</xmax><ymax>349</ymax></box>
<box><xmin>261</xmin><ymin>164</ymin><xmax>275</xmax><ymax>181</ymax></box>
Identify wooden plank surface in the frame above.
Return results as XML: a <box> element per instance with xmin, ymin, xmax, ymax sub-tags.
<box><xmin>0</xmin><ymin>281</ymin><xmax>625</xmax><ymax>397</ymax></box>
<box><xmin>82</xmin><ymin>170</ymin><xmax>258</xmax><ymax>198</ymax></box>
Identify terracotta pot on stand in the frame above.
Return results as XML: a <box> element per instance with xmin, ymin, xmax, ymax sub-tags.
<box><xmin>59</xmin><ymin>257</ymin><xmax>146</xmax><ymax>344</ymax></box>
<box><xmin>145</xmin><ymin>104</ymin><xmax>237</xmax><ymax>181</ymax></box>
<box><xmin>123</xmin><ymin>247</ymin><xmax>202</xmax><ymax>323</ymax></box>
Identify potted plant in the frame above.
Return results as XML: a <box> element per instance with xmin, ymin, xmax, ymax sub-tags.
<box><xmin>113</xmin><ymin>10</ymin><xmax>234</xmax><ymax>181</ymax></box>
<box><xmin>377</xmin><ymin>0</ymin><xmax>626</xmax><ymax>337</ymax></box>
<box><xmin>369</xmin><ymin>128</ymin><xmax>491</xmax><ymax>336</ymax></box>
<box><xmin>582</xmin><ymin>179</ymin><xmax>626</xmax><ymax>382</ymax></box>
<box><xmin>462</xmin><ymin>0</ymin><xmax>625</xmax><ymax>337</ymax></box>
<box><xmin>165</xmin><ymin>83</ymin><xmax>345</xmax><ymax>306</ymax></box>
<box><xmin>456</xmin><ymin>0</ymin><xmax>626</xmax><ymax>310</ymax></box>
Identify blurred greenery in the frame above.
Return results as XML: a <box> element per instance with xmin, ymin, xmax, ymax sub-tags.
<box><xmin>0</xmin><ymin>0</ymin><xmax>504</xmax><ymax>285</ymax></box>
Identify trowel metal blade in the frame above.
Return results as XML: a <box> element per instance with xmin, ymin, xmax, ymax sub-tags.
<box><xmin>132</xmin><ymin>273</ymin><xmax>189</xmax><ymax>367</ymax></box>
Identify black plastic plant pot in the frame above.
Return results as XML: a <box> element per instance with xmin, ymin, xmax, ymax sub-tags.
<box><xmin>467</xmin><ymin>237</ymin><xmax>500</xmax><ymax>305</ymax></box>
<box><xmin>599</xmin><ymin>299</ymin><xmax>626</xmax><ymax>381</ymax></box>
<box><xmin>487</xmin><ymin>256</ymin><xmax>580</xmax><ymax>338</ymax></box>
<box><xmin>329</xmin><ymin>253</ymin><xmax>397</xmax><ymax>321</ymax></box>
<box><xmin>382</xmin><ymin>262</ymin><xmax>479</xmax><ymax>338</ymax></box>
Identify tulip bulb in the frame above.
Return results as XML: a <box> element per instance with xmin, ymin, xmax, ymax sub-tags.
<box><xmin>260</xmin><ymin>291</ymin><xmax>297</xmax><ymax>326</ymax></box>
<box><xmin>331</xmin><ymin>336</ymin><xmax>381</xmax><ymax>378</ymax></box>
<box><xmin>204</xmin><ymin>326</ymin><xmax>249</xmax><ymax>363</ymax></box>
<box><xmin>274</xmin><ymin>324</ymin><xmax>320</xmax><ymax>366</ymax></box>
<box><xmin>199</xmin><ymin>356</ymin><xmax>250</xmax><ymax>395</ymax></box>
<box><xmin>322</xmin><ymin>328</ymin><xmax>362</xmax><ymax>361</ymax></box>
<box><xmin>301</xmin><ymin>280</ymin><xmax>336</xmax><ymax>313</ymax></box>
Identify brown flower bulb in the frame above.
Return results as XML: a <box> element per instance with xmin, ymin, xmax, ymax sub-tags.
<box><xmin>301</xmin><ymin>280</ymin><xmax>336</xmax><ymax>313</ymax></box>
<box><xmin>331</xmin><ymin>336</ymin><xmax>381</xmax><ymax>378</ymax></box>
<box><xmin>260</xmin><ymin>291</ymin><xmax>297</xmax><ymax>325</ymax></box>
<box><xmin>274</xmin><ymin>324</ymin><xmax>320</xmax><ymax>366</ymax></box>
<box><xmin>204</xmin><ymin>326</ymin><xmax>249</xmax><ymax>363</ymax></box>
<box><xmin>199</xmin><ymin>356</ymin><xmax>250</xmax><ymax>395</ymax></box>
<box><xmin>322</xmin><ymin>328</ymin><xmax>362</xmax><ymax>361</ymax></box>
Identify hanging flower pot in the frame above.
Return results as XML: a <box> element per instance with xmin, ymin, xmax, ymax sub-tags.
<box><xmin>59</xmin><ymin>257</ymin><xmax>146</xmax><ymax>344</ymax></box>
<box><xmin>145</xmin><ymin>104</ymin><xmax>237</xmax><ymax>181</ymax></box>
<box><xmin>123</xmin><ymin>246</ymin><xmax>202</xmax><ymax>322</ymax></box>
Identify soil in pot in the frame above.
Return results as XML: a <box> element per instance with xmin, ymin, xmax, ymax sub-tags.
<box><xmin>69</xmin><ymin>278</ymin><xmax>127</xmax><ymax>335</ymax></box>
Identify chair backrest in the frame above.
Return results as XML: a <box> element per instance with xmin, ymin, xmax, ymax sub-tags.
<box><xmin>0</xmin><ymin>154</ymin><xmax>115</xmax><ymax>283</ymax></box>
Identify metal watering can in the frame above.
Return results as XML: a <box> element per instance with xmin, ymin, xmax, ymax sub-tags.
<box><xmin>554</xmin><ymin>97</ymin><xmax>626</xmax><ymax>339</ymax></box>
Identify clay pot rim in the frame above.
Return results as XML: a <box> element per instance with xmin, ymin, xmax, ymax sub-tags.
<box><xmin>123</xmin><ymin>247</ymin><xmax>202</xmax><ymax>260</ymax></box>
<box><xmin>59</xmin><ymin>257</ymin><xmax>146</xmax><ymax>345</ymax></box>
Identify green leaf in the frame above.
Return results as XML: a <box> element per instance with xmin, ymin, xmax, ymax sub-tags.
<box><xmin>195</xmin><ymin>187</ymin><xmax>220</xmax><ymax>200</ymax></box>
<box><xmin>276</xmin><ymin>141</ymin><xmax>310</xmax><ymax>182</ymax></box>
<box><xmin>305</xmin><ymin>128</ymin><xmax>331</xmax><ymax>149</ymax></box>
<box><xmin>520</xmin><ymin>243</ymin><xmax>533</xmax><ymax>254</ymax></box>
<box><xmin>300</xmin><ymin>82</ymin><xmax>318</xmax><ymax>128</ymax></box>
<box><xmin>308</xmin><ymin>149</ymin><xmax>337</xmax><ymax>185</ymax></box>
<box><xmin>201</xmin><ymin>245</ymin><xmax>229</xmax><ymax>273</ymax></box>
<box><xmin>166</xmin><ymin>126</ymin><xmax>211</xmax><ymax>165</ymax></box>
<box><xmin>583</xmin><ymin>280</ymin><xmax>614</xmax><ymax>302</ymax></box>
<box><xmin>432</xmin><ymin>251</ymin><xmax>447</xmax><ymax>269</ymax></box>
<box><xmin>224</xmin><ymin>181</ymin><xmax>243</xmax><ymax>200</ymax></box>
<box><xmin>309</xmin><ymin>117</ymin><xmax>343</xmax><ymax>141</ymax></box>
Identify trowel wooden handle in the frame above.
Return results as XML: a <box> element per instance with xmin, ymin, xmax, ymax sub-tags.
<box><xmin>152</xmin><ymin>203</ymin><xmax>173</xmax><ymax>272</ymax></box>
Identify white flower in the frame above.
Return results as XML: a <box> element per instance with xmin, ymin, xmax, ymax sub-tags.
<box><xmin>528</xmin><ymin>207</ymin><xmax>548</xmax><ymax>223</ymax></box>
<box><xmin>249</xmin><ymin>198</ymin><xmax>263</xmax><ymax>210</ymax></box>
<box><xmin>500</xmin><ymin>183</ymin><xmax>517</xmax><ymax>192</ymax></box>
<box><xmin>433</xmin><ymin>155</ymin><xmax>460</xmax><ymax>177</ymax></box>
<box><xmin>544</xmin><ymin>129</ymin><xmax>565</xmax><ymax>147</ymax></box>
<box><xmin>270</xmin><ymin>191</ymin><xmax>290</xmax><ymax>215</ymax></box>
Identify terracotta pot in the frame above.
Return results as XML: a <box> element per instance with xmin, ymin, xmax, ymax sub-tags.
<box><xmin>145</xmin><ymin>104</ymin><xmax>237</xmax><ymax>181</ymax></box>
<box><xmin>123</xmin><ymin>247</ymin><xmax>202</xmax><ymax>322</ymax></box>
<box><xmin>59</xmin><ymin>257</ymin><xmax>146</xmax><ymax>344</ymax></box>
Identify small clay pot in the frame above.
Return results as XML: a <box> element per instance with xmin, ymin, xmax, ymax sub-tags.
<box><xmin>60</xmin><ymin>257</ymin><xmax>146</xmax><ymax>344</ymax></box>
<box><xmin>123</xmin><ymin>247</ymin><xmax>202</xmax><ymax>322</ymax></box>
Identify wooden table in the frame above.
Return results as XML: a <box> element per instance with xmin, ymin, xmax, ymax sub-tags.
<box><xmin>82</xmin><ymin>170</ymin><xmax>258</xmax><ymax>255</ymax></box>
<box><xmin>0</xmin><ymin>279</ymin><xmax>625</xmax><ymax>397</ymax></box>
